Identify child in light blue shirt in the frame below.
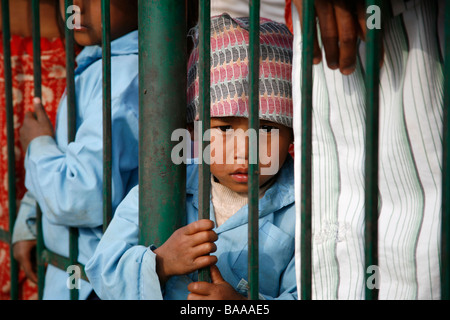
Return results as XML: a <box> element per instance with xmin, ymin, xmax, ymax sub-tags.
<box><xmin>85</xmin><ymin>14</ymin><xmax>297</xmax><ymax>300</ymax></box>
<box><xmin>12</xmin><ymin>0</ymin><xmax>139</xmax><ymax>300</ymax></box>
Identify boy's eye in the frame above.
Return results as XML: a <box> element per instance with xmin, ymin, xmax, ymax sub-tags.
<box><xmin>260</xmin><ymin>125</ymin><xmax>276</xmax><ymax>133</ymax></box>
<box><xmin>217</xmin><ymin>125</ymin><xmax>232</xmax><ymax>132</ymax></box>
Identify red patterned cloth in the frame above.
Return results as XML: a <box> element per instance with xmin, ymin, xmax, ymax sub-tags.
<box><xmin>0</xmin><ymin>33</ymin><xmax>67</xmax><ymax>300</ymax></box>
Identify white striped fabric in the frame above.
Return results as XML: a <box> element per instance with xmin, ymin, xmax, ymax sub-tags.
<box><xmin>293</xmin><ymin>0</ymin><xmax>444</xmax><ymax>299</ymax></box>
<box><xmin>210</xmin><ymin>0</ymin><xmax>286</xmax><ymax>23</ymax></box>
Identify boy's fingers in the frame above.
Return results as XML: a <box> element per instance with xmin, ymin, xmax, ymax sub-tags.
<box><xmin>33</xmin><ymin>97</ymin><xmax>49</xmax><ymax>122</ymax></box>
<box><xmin>210</xmin><ymin>265</ymin><xmax>225</xmax><ymax>284</ymax></box>
<box><xmin>194</xmin><ymin>254</ymin><xmax>217</xmax><ymax>270</ymax></box>
<box><xmin>192</xmin><ymin>241</ymin><xmax>217</xmax><ymax>257</ymax></box>
<box><xmin>191</xmin><ymin>229</ymin><xmax>218</xmax><ymax>247</ymax></box>
<box><xmin>184</xmin><ymin>219</ymin><xmax>215</xmax><ymax>235</ymax></box>
<box><xmin>187</xmin><ymin>292</ymin><xmax>206</xmax><ymax>300</ymax></box>
<box><xmin>21</xmin><ymin>259</ymin><xmax>38</xmax><ymax>284</ymax></box>
<box><xmin>315</xmin><ymin>0</ymin><xmax>340</xmax><ymax>70</ymax></box>
<box><xmin>13</xmin><ymin>241</ymin><xmax>38</xmax><ymax>284</ymax></box>
<box><xmin>188</xmin><ymin>281</ymin><xmax>212</xmax><ymax>295</ymax></box>
<box><xmin>23</xmin><ymin>111</ymin><xmax>37</xmax><ymax>122</ymax></box>
<box><xmin>334</xmin><ymin>0</ymin><xmax>358</xmax><ymax>75</ymax></box>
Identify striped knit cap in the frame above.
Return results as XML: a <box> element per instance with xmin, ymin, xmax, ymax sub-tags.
<box><xmin>187</xmin><ymin>13</ymin><xmax>293</xmax><ymax>127</ymax></box>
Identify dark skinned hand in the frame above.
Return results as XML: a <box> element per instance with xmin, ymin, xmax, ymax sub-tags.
<box><xmin>20</xmin><ymin>97</ymin><xmax>54</xmax><ymax>152</ymax></box>
<box><xmin>293</xmin><ymin>0</ymin><xmax>383</xmax><ymax>75</ymax></box>
<box><xmin>187</xmin><ymin>265</ymin><xmax>246</xmax><ymax>300</ymax></box>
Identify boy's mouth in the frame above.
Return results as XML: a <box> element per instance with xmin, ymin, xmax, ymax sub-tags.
<box><xmin>73</xmin><ymin>24</ymin><xmax>89</xmax><ymax>32</ymax></box>
<box><xmin>230</xmin><ymin>168</ymin><xmax>248</xmax><ymax>183</ymax></box>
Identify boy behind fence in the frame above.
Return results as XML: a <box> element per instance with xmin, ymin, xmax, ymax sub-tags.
<box><xmin>85</xmin><ymin>13</ymin><xmax>297</xmax><ymax>300</ymax></box>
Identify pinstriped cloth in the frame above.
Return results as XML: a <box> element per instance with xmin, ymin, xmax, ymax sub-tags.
<box><xmin>187</xmin><ymin>13</ymin><xmax>294</xmax><ymax>127</ymax></box>
<box><xmin>292</xmin><ymin>0</ymin><xmax>444</xmax><ymax>299</ymax></box>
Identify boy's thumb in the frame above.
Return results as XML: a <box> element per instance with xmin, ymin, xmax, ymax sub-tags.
<box><xmin>33</xmin><ymin>97</ymin><xmax>47</xmax><ymax>120</ymax></box>
<box><xmin>210</xmin><ymin>265</ymin><xmax>225</xmax><ymax>284</ymax></box>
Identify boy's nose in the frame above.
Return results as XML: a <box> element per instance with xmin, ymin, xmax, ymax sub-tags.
<box><xmin>233</xmin><ymin>134</ymin><xmax>249</xmax><ymax>161</ymax></box>
<box><xmin>72</xmin><ymin>0</ymin><xmax>83</xmax><ymax>11</ymax></box>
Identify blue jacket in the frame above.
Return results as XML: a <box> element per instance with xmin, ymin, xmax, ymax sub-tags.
<box><xmin>85</xmin><ymin>156</ymin><xmax>297</xmax><ymax>300</ymax></box>
<box><xmin>12</xmin><ymin>30</ymin><xmax>139</xmax><ymax>300</ymax></box>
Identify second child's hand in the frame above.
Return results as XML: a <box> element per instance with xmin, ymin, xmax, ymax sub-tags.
<box><xmin>293</xmin><ymin>0</ymin><xmax>383</xmax><ymax>75</ymax></box>
<box><xmin>20</xmin><ymin>97</ymin><xmax>55</xmax><ymax>152</ymax></box>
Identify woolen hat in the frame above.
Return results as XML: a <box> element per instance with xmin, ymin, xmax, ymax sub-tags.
<box><xmin>187</xmin><ymin>13</ymin><xmax>293</xmax><ymax>127</ymax></box>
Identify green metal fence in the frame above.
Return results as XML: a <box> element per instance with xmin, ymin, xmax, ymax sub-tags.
<box><xmin>1</xmin><ymin>0</ymin><xmax>18</xmax><ymax>301</ymax></box>
<box><xmin>0</xmin><ymin>0</ymin><xmax>448</xmax><ymax>300</ymax></box>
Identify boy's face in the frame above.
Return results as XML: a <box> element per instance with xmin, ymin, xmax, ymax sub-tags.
<box><xmin>209</xmin><ymin>117</ymin><xmax>293</xmax><ymax>194</ymax></box>
<box><xmin>59</xmin><ymin>0</ymin><xmax>137</xmax><ymax>47</ymax></box>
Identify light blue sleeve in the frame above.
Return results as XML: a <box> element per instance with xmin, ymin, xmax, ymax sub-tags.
<box><xmin>85</xmin><ymin>186</ymin><xmax>163</xmax><ymax>300</ymax></box>
<box><xmin>25</xmin><ymin>133</ymin><xmax>104</xmax><ymax>228</ymax></box>
<box><xmin>24</xmin><ymin>71</ymin><xmax>139</xmax><ymax>229</ymax></box>
<box><xmin>11</xmin><ymin>192</ymin><xmax>38</xmax><ymax>243</ymax></box>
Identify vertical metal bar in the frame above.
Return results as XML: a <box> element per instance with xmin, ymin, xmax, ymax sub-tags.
<box><xmin>364</xmin><ymin>0</ymin><xmax>382</xmax><ymax>301</ymax></box>
<box><xmin>36</xmin><ymin>205</ymin><xmax>45</xmax><ymax>299</ymax></box>
<box><xmin>64</xmin><ymin>2</ymin><xmax>76</xmax><ymax>144</ymax></box>
<box><xmin>1</xmin><ymin>0</ymin><xmax>19</xmax><ymax>301</ymax></box>
<box><xmin>300</xmin><ymin>0</ymin><xmax>314</xmax><ymax>301</ymax></box>
<box><xmin>248</xmin><ymin>0</ymin><xmax>260</xmax><ymax>301</ymax></box>
<box><xmin>198</xmin><ymin>0</ymin><xmax>211</xmax><ymax>283</ymax></box>
<box><xmin>101</xmin><ymin>0</ymin><xmax>112</xmax><ymax>232</ymax></box>
<box><xmin>441</xmin><ymin>0</ymin><xmax>450</xmax><ymax>301</ymax></box>
<box><xmin>32</xmin><ymin>0</ymin><xmax>42</xmax><ymax>100</ymax></box>
<box><xmin>31</xmin><ymin>0</ymin><xmax>46</xmax><ymax>300</ymax></box>
<box><xmin>64</xmin><ymin>0</ymin><xmax>79</xmax><ymax>300</ymax></box>
<box><xmin>138</xmin><ymin>0</ymin><xmax>187</xmax><ymax>247</ymax></box>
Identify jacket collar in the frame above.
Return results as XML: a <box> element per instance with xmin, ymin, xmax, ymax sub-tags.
<box><xmin>187</xmin><ymin>155</ymin><xmax>295</xmax><ymax>233</ymax></box>
<box><xmin>75</xmin><ymin>30</ymin><xmax>138</xmax><ymax>75</ymax></box>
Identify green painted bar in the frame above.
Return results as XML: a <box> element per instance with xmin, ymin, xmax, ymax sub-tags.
<box><xmin>248</xmin><ymin>0</ymin><xmax>260</xmax><ymax>301</ymax></box>
<box><xmin>138</xmin><ymin>0</ymin><xmax>187</xmax><ymax>247</ymax></box>
<box><xmin>101</xmin><ymin>0</ymin><xmax>112</xmax><ymax>232</ymax></box>
<box><xmin>198</xmin><ymin>0</ymin><xmax>211</xmax><ymax>283</ymax></box>
<box><xmin>30</xmin><ymin>0</ymin><xmax>46</xmax><ymax>300</ymax></box>
<box><xmin>32</xmin><ymin>0</ymin><xmax>42</xmax><ymax>99</ymax></box>
<box><xmin>42</xmin><ymin>250</ymin><xmax>88</xmax><ymax>282</ymax></box>
<box><xmin>441</xmin><ymin>0</ymin><xmax>450</xmax><ymax>300</ymax></box>
<box><xmin>364</xmin><ymin>0</ymin><xmax>382</xmax><ymax>301</ymax></box>
<box><xmin>64</xmin><ymin>0</ymin><xmax>79</xmax><ymax>300</ymax></box>
<box><xmin>36</xmin><ymin>208</ymin><xmax>45</xmax><ymax>299</ymax></box>
<box><xmin>300</xmin><ymin>0</ymin><xmax>314</xmax><ymax>301</ymax></box>
<box><xmin>1</xmin><ymin>0</ymin><xmax>19</xmax><ymax>300</ymax></box>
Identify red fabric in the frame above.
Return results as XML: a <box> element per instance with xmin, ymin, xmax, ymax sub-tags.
<box><xmin>285</xmin><ymin>0</ymin><xmax>294</xmax><ymax>34</ymax></box>
<box><xmin>0</xmin><ymin>33</ymin><xmax>67</xmax><ymax>300</ymax></box>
